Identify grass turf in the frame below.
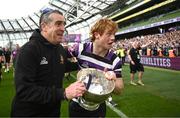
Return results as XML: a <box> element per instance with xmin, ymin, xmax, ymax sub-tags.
<box><xmin>0</xmin><ymin>65</ymin><xmax>180</xmax><ymax>117</ymax></box>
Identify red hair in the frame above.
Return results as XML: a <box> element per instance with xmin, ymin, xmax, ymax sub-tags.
<box><xmin>90</xmin><ymin>18</ymin><xmax>118</xmax><ymax>41</ymax></box>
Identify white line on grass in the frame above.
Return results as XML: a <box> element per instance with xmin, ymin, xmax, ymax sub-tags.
<box><xmin>106</xmin><ymin>101</ymin><xmax>128</xmax><ymax>118</ymax></box>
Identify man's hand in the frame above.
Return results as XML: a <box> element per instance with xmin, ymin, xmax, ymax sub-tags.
<box><xmin>130</xmin><ymin>60</ymin><xmax>135</xmax><ymax>65</ymax></box>
<box><xmin>65</xmin><ymin>80</ymin><xmax>86</xmax><ymax>100</ymax></box>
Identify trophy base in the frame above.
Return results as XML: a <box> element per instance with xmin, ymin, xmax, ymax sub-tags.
<box><xmin>78</xmin><ymin>97</ymin><xmax>99</xmax><ymax>111</ymax></box>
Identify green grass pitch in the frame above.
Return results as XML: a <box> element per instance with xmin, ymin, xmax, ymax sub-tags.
<box><xmin>0</xmin><ymin>65</ymin><xmax>180</xmax><ymax>117</ymax></box>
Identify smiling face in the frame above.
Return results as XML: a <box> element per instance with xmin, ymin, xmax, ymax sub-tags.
<box><xmin>41</xmin><ymin>12</ymin><xmax>65</xmax><ymax>45</ymax></box>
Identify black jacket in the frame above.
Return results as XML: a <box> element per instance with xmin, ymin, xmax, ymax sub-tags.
<box><xmin>11</xmin><ymin>29</ymin><xmax>78</xmax><ymax>116</ymax></box>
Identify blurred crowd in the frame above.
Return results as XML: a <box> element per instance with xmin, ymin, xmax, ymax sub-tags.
<box><xmin>114</xmin><ymin>30</ymin><xmax>180</xmax><ymax>58</ymax></box>
<box><xmin>0</xmin><ymin>44</ymin><xmax>20</xmax><ymax>73</ymax></box>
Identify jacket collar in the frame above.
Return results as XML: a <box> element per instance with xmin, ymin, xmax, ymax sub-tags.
<box><xmin>30</xmin><ymin>29</ymin><xmax>59</xmax><ymax>48</ymax></box>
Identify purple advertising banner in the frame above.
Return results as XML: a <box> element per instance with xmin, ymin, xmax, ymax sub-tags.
<box><xmin>140</xmin><ymin>56</ymin><xmax>180</xmax><ymax>70</ymax></box>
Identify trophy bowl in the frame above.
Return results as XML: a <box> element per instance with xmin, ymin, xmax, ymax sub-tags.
<box><xmin>77</xmin><ymin>68</ymin><xmax>115</xmax><ymax>111</ymax></box>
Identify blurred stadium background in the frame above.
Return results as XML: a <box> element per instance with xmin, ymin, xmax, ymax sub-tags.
<box><xmin>0</xmin><ymin>0</ymin><xmax>180</xmax><ymax>117</ymax></box>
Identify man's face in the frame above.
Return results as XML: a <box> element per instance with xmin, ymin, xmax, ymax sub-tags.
<box><xmin>132</xmin><ymin>42</ymin><xmax>139</xmax><ymax>49</ymax></box>
<box><xmin>96</xmin><ymin>29</ymin><xmax>115</xmax><ymax>50</ymax></box>
<box><xmin>43</xmin><ymin>13</ymin><xmax>65</xmax><ymax>45</ymax></box>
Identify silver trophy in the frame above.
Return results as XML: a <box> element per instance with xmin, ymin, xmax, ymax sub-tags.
<box><xmin>77</xmin><ymin>68</ymin><xmax>115</xmax><ymax>111</ymax></box>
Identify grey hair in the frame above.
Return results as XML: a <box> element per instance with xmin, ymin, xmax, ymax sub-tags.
<box><xmin>39</xmin><ymin>10</ymin><xmax>63</xmax><ymax>30</ymax></box>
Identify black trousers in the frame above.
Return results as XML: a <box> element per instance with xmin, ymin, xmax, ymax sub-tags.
<box><xmin>11</xmin><ymin>99</ymin><xmax>60</xmax><ymax>117</ymax></box>
<box><xmin>0</xmin><ymin>70</ymin><xmax>1</xmax><ymax>81</ymax></box>
<box><xmin>69</xmin><ymin>100</ymin><xmax>106</xmax><ymax>118</ymax></box>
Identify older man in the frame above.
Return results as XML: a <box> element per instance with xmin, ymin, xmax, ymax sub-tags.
<box><xmin>11</xmin><ymin>10</ymin><xmax>86</xmax><ymax>117</ymax></box>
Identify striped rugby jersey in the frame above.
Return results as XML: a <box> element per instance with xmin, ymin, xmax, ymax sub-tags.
<box><xmin>69</xmin><ymin>42</ymin><xmax>122</xmax><ymax>78</ymax></box>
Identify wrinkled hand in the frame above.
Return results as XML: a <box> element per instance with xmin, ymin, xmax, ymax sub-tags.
<box><xmin>65</xmin><ymin>80</ymin><xmax>86</xmax><ymax>100</ymax></box>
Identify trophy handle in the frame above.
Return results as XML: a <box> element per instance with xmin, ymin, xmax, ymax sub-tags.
<box><xmin>85</xmin><ymin>74</ymin><xmax>92</xmax><ymax>90</ymax></box>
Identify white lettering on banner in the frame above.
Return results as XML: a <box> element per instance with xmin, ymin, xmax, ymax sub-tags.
<box><xmin>140</xmin><ymin>57</ymin><xmax>171</xmax><ymax>67</ymax></box>
<box><xmin>166</xmin><ymin>59</ymin><xmax>171</xmax><ymax>67</ymax></box>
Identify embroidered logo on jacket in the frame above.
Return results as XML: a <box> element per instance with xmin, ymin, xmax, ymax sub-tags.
<box><xmin>40</xmin><ymin>57</ymin><xmax>48</xmax><ymax>65</ymax></box>
<box><xmin>60</xmin><ymin>55</ymin><xmax>64</xmax><ymax>64</ymax></box>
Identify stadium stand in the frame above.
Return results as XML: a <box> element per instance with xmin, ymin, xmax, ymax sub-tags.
<box><xmin>108</xmin><ymin>0</ymin><xmax>180</xmax><ymax>70</ymax></box>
